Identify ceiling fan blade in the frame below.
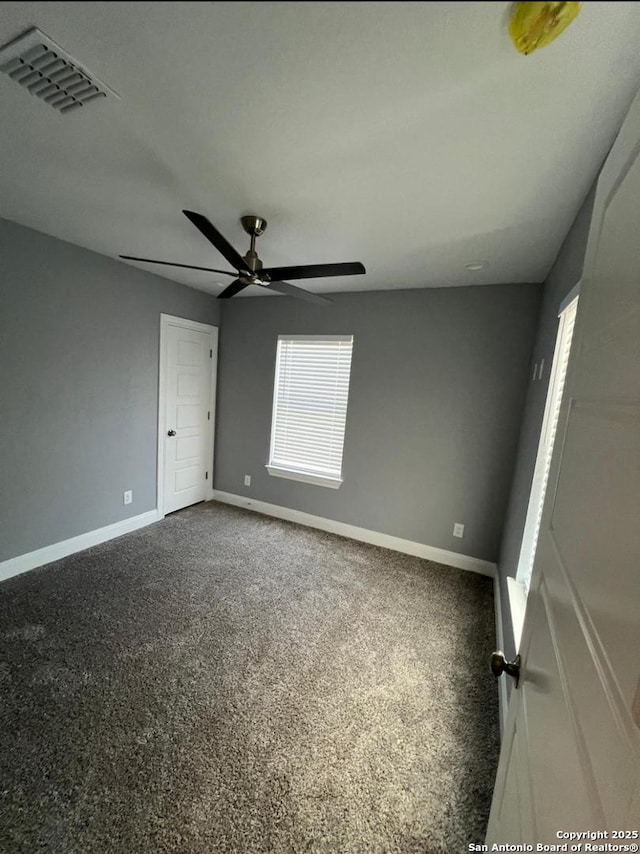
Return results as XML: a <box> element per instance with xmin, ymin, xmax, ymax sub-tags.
<box><xmin>182</xmin><ymin>210</ymin><xmax>251</xmax><ymax>274</ymax></box>
<box><xmin>119</xmin><ymin>255</ymin><xmax>236</xmax><ymax>276</ymax></box>
<box><xmin>265</xmin><ymin>280</ymin><xmax>332</xmax><ymax>305</ymax></box>
<box><xmin>217</xmin><ymin>279</ymin><xmax>250</xmax><ymax>299</ymax></box>
<box><xmin>260</xmin><ymin>262</ymin><xmax>365</xmax><ymax>281</ymax></box>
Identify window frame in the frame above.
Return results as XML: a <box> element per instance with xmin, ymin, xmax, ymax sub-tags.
<box><xmin>266</xmin><ymin>334</ymin><xmax>354</xmax><ymax>489</ymax></box>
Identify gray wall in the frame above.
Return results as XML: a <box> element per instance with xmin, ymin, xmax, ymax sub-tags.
<box><xmin>0</xmin><ymin>218</ymin><xmax>220</xmax><ymax>561</ymax></box>
<box><xmin>215</xmin><ymin>284</ymin><xmax>541</xmax><ymax>563</ymax></box>
<box><xmin>496</xmin><ymin>186</ymin><xmax>596</xmax><ymax>657</ymax></box>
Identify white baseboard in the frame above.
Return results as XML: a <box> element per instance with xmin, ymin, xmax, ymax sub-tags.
<box><xmin>493</xmin><ymin>569</ymin><xmax>509</xmax><ymax>738</ymax></box>
<box><xmin>0</xmin><ymin>509</ymin><xmax>161</xmax><ymax>584</ymax></box>
<box><xmin>211</xmin><ymin>491</ymin><xmax>497</xmax><ymax>577</ymax></box>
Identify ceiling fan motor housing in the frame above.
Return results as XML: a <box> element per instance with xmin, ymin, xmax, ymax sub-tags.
<box><xmin>243</xmin><ymin>248</ymin><xmax>263</xmax><ymax>272</ymax></box>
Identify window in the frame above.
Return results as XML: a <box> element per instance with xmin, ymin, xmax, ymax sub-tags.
<box><xmin>267</xmin><ymin>335</ymin><xmax>354</xmax><ymax>489</ymax></box>
<box><xmin>509</xmin><ymin>292</ymin><xmax>579</xmax><ymax>649</ymax></box>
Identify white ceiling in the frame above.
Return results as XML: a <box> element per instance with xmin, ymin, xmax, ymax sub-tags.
<box><xmin>2</xmin><ymin>2</ymin><xmax>640</xmax><ymax>297</ymax></box>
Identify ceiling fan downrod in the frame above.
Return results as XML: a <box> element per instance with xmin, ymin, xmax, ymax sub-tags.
<box><xmin>241</xmin><ymin>215</ymin><xmax>267</xmax><ymax>274</ymax></box>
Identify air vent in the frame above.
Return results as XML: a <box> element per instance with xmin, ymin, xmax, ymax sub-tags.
<box><xmin>0</xmin><ymin>27</ymin><xmax>119</xmax><ymax>114</ymax></box>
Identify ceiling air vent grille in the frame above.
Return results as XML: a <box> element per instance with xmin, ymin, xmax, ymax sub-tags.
<box><xmin>0</xmin><ymin>27</ymin><xmax>119</xmax><ymax>114</ymax></box>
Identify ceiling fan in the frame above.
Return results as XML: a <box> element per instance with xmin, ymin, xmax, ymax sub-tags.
<box><xmin>120</xmin><ymin>210</ymin><xmax>366</xmax><ymax>304</ymax></box>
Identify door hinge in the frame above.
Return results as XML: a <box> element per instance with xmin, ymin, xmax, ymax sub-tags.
<box><xmin>209</xmin><ymin>349</ymin><xmax>213</xmax><ymax>358</ymax></box>
<box><xmin>205</xmin><ymin>471</ymin><xmax>209</xmax><ymax>480</ymax></box>
<box><xmin>208</xmin><ymin>411</ymin><xmax>210</xmax><ymax>420</ymax></box>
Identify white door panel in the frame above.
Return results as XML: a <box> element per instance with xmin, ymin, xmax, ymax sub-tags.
<box><xmin>493</xmin><ymin>720</ymin><xmax>533</xmax><ymax>843</ymax></box>
<box><xmin>539</xmin><ymin>550</ymin><xmax>635</xmax><ymax>827</ymax></box>
<box><xmin>550</xmin><ymin>402</ymin><xmax>640</xmax><ymax>698</ymax></box>
<box><xmin>522</xmin><ymin>588</ymin><xmax>595</xmax><ymax>836</ymax></box>
<box><xmin>160</xmin><ymin>318</ymin><xmax>217</xmax><ymax>516</ymax></box>
<box><xmin>487</xmin><ymin>88</ymin><xmax>640</xmax><ymax>842</ymax></box>
<box><xmin>175</xmin><ymin>435</ymin><xmax>203</xmax><ymax>461</ymax></box>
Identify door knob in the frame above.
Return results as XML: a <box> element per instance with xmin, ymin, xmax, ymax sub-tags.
<box><xmin>167</xmin><ymin>429</ymin><xmax>176</xmax><ymax>437</ymax></box>
<box><xmin>491</xmin><ymin>651</ymin><xmax>521</xmax><ymax>688</ymax></box>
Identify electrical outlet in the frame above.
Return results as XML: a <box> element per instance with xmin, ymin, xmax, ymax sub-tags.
<box><xmin>244</xmin><ymin>475</ymin><xmax>251</xmax><ymax>487</ymax></box>
<box><xmin>453</xmin><ymin>522</ymin><xmax>464</xmax><ymax>538</ymax></box>
<box><xmin>123</xmin><ymin>490</ymin><xmax>132</xmax><ymax>505</ymax></box>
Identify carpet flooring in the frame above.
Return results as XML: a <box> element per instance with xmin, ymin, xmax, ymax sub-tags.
<box><xmin>0</xmin><ymin>502</ymin><xmax>499</xmax><ymax>853</ymax></box>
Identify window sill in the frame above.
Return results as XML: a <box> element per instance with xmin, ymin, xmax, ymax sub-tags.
<box><xmin>507</xmin><ymin>577</ymin><xmax>528</xmax><ymax>652</ymax></box>
<box><xmin>265</xmin><ymin>465</ymin><xmax>343</xmax><ymax>489</ymax></box>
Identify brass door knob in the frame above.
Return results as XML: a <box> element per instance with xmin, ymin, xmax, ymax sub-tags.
<box><xmin>491</xmin><ymin>651</ymin><xmax>521</xmax><ymax>688</ymax></box>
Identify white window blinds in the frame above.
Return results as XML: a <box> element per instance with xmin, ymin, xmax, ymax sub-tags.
<box><xmin>268</xmin><ymin>335</ymin><xmax>354</xmax><ymax>486</ymax></box>
<box><xmin>517</xmin><ymin>296</ymin><xmax>579</xmax><ymax>593</ymax></box>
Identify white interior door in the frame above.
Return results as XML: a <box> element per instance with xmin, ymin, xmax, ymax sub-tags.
<box><xmin>487</xmin><ymin>89</ymin><xmax>640</xmax><ymax>842</ymax></box>
<box><xmin>160</xmin><ymin>315</ymin><xmax>217</xmax><ymax>516</ymax></box>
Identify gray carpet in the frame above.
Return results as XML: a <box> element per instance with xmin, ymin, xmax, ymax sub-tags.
<box><xmin>0</xmin><ymin>502</ymin><xmax>499</xmax><ymax>853</ymax></box>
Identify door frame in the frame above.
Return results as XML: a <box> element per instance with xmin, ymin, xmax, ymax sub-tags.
<box><xmin>157</xmin><ymin>313</ymin><xmax>218</xmax><ymax>519</ymax></box>
<box><xmin>516</xmin><ymin>285</ymin><xmax>580</xmax><ymax>593</ymax></box>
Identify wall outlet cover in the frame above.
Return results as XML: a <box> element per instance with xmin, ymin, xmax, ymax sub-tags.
<box><xmin>123</xmin><ymin>490</ymin><xmax>132</xmax><ymax>505</ymax></box>
<box><xmin>244</xmin><ymin>475</ymin><xmax>251</xmax><ymax>487</ymax></box>
<box><xmin>453</xmin><ymin>522</ymin><xmax>464</xmax><ymax>538</ymax></box>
